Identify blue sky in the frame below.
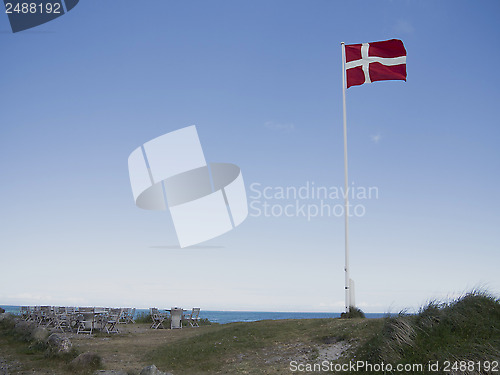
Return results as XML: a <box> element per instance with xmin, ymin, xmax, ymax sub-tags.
<box><xmin>1</xmin><ymin>0</ymin><xmax>499</xmax><ymax>313</ymax></box>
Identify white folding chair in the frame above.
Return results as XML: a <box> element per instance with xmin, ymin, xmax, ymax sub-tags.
<box><xmin>63</xmin><ymin>307</ymin><xmax>79</xmax><ymax>331</ymax></box>
<box><xmin>118</xmin><ymin>308</ymin><xmax>128</xmax><ymax>324</ymax></box>
<box><xmin>20</xmin><ymin>306</ymin><xmax>30</xmax><ymax>320</ymax></box>
<box><xmin>38</xmin><ymin>306</ymin><xmax>52</xmax><ymax>326</ymax></box>
<box><xmin>149</xmin><ymin>308</ymin><xmax>166</xmax><ymax>329</ymax></box>
<box><xmin>103</xmin><ymin>308</ymin><xmax>122</xmax><ymax>333</ymax></box>
<box><xmin>27</xmin><ymin>306</ymin><xmax>36</xmax><ymax>322</ymax></box>
<box><xmin>127</xmin><ymin>308</ymin><xmax>136</xmax><ymax>324</ymax></box>
<box><xmin>121</xmin><ymin>308</ymin><xmax>135</xmax><ymax>324</ymax></box>
<box><xmin>52</xmin><ymin>306</ymin><xmax>70</xmax><ymax>333</ymax></box>
<box><xmin>65</xmin><ymin>306</ymin><xmax>76</xmax><ymax>314</ymax></box>
<box><xmin>184</xmin><ymin>308</ymin><xmax>200</xmax><ymax>327</ymax></box>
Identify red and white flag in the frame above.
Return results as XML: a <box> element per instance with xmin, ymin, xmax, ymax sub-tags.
<box><xmin>344</xmin><ymin>39</ymin><xmax>406</xmax><ymax>88</ymax></box>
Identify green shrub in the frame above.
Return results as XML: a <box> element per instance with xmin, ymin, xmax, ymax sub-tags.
<box><xmin>0</xmin><ymin>314</ymin><xmax>79</xmax><ymax>369</ymax></box>
<box><xmin>340</xmin><ymin>306</ymin><xmax>366</xmax><ymax>319</ymax></box>
<box><xmin>198</xmin><ymin>318</ymin><xmax>212</xmax><ymax>326</ymax></box>
<box><xmin>134</xmin><ymin>312</ymin><xmax>152</xmax><ymax>324</ymax></box>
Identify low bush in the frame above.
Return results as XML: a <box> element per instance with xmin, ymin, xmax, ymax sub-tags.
<box><xmin>340</xmin><ymin>306</ymin><xmax>366</xmax><ymax>319</ymax></box>
<box><xmin>134</xmin><ymin>312</ymin><xmax>152</xmax><ymax>324</ymax></box>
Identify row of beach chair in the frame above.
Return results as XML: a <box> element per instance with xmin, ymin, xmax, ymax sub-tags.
<box><xmin>20</xmin><ymin>306</ymin><xmax>136</xmax><ymax>334</ymax></box>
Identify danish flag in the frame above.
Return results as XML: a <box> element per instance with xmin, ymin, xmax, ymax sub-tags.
<box><xmin>344</xmin><ymin>39</ymin><xmax>407</xmax><ymax>88</ymax></box>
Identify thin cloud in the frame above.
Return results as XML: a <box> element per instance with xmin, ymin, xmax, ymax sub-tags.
<box><xmin>394</xmin><ymin>19</ymin><xmax>415</xmax><ymax>34</ymax></box>
<box><xmin>371</xmin><ymin>134</ymin><xmax>382</xmax><ymax>144</ymax></box>
<box><xmin>264</xmin><ymin>121</ymin><xmax>295</xmax><ymax>133</ymax></box>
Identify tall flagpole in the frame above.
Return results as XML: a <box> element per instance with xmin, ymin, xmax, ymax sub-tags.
<box><xmin>341</xmin><ymin>42</ymin><xmax>350</xmax><ymax>313</ymax></box>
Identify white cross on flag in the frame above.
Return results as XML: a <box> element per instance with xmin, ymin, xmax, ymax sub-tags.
<box><xmin>344</xmin><ymin>39</ymin><xmax>407</xmax><ymax>88</ymax></box>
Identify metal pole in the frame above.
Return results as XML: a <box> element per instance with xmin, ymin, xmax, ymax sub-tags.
<box><xmin>341</xmin><ymin>42</ymin><xmax>350</xmax><ymax>313</ymax></box>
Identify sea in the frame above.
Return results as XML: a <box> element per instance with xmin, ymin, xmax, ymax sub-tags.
<box><xmin>1</xmin><ymin>305</ymin><xmax>388</xmax><ymax>324</ymax></box>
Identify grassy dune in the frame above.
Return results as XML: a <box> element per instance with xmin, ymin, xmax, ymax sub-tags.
<box><xmin>353</xmin><ymin>291</ymin><xmax>500</xmax><ymax>374</ymax></box>
<box><xmin>145</xmin><ymin>317</ymin><xmax>381</xmax><ymax>373</ymax></box>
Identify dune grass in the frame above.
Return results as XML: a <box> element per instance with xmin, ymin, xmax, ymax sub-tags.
<box><xmin>353</xmin><ymin>290</ymin><xmax>500</xmax><ymax>373</ymax></box>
